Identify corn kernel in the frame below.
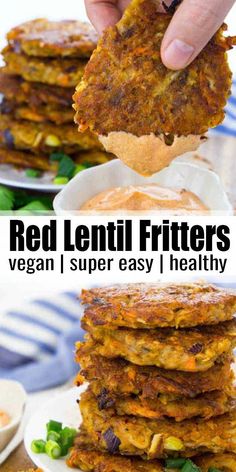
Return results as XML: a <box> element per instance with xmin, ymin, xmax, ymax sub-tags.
<box><xmin>45</xmin><ymin>135</ymin><xmax>61</xmax><ymax>146</ymax></box>
<box><xmin>164</xmin><ymin>436</ymin><xmax>184</xmax><ymax>451</ymax></box>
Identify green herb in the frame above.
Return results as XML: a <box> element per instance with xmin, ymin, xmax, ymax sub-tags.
<box><xmin>31</xmin><ymin>439</ymin><xmax>46</xmax><ymax>454</ymax></box>
<box><xmin>25</xmin><ymin>168</ymin><xmax>41</xmax><ymax>178</ymax></box>
<box><xmin>166</xmin><ymin>458</ymin><xmax>187</xmax><ymax>468</ymax></box>
<box><xmin>53</xmin><ymin>176</ymin><xmax>69</xmax><ymax>185</ymax></box>
<box><xmin>181</xmin><ymin>460</ymin><xmax>201</xmax><ymax>472</ymax></box>
<box><xmin>57</xmin><ymin>155</ymin><xmax>76</xmax><ymax>179</ymax></box>
<box><xmin>46</xmin><ymin>420</ymin><xmax>63</xmax><ymax>434</ymax></box>
<box><xmin>16</xmin><ymin>200</ymin><xmax>51</xmax><ymax>213</ymax></box>
<box><xmin>0</xmin><ymin>185</ymin><xmax>14</xmax><ymax>211</ymax></box>
<box><xmin>45</xmin><ymin>440</ymin><xmax>61</xmax><ymax>459</ymax></box>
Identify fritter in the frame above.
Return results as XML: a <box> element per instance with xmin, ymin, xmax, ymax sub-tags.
<box><xmin>92</xmin><ymin>386</ymin><xmax>236</xmax><ymax>422</ymax></box>
<box><xmin>82</xmin><ymin>319</ymin><xmax>236</xmax><ymax>372</ymax></box>
<box><xmin>0</xmin><ymin>98</ymin><xmax>74</xmax><ymax>125</ymax></box>
<box><xmin>0</xmin><ymin>115</ymin><xmax>102</xmax><ymax>155</ymax></box>
<box><xmin>2</xmin><ymin>48</ymin><xmax>86</xmax><ymax>87</ymax></box>
<box><xmin>76</xmin><ymin>350</ymin><xmax>234</xmax><ymax>398</ymax></box>
<box><xmin>67</xmin><ymin>445</ymin><xmax>163</xmax><ymax>471</ymax></box>
<box><xmin>67</xmin><ymin>446</ymin><xmax>236</xmax><ymax>472</ymax></box>
<box><xmin>195</xmin><ymin>453</ymin><xmax>236</xmax><ymax>472</ymax></box>
<box><xmin>0</xmin><ymin>148</ymin><xmax>112</xmax><ymax>171</ymax></box>
<box><xmin>81</xmin><ymin>282</ymin><xmax>236</xmax><ymax>329</ymax></box>
<box><xmin>79</xmin><ymin>390</ymin><xmax>236</xmax><ymax>458</ymax></box>
<box><xmin>7</xmin><ymin>19</ymin><xmax>98</xmax><ymax>58</ymax></box>
<box><xmin>73</xmin><ymin>0</ymin><xmax>236</xmax><ymax>137</ymax></box>
<box><xmin>0</xmin><ymin>72</ymin><xmax>74</xmax><ymax>107</ymax></box>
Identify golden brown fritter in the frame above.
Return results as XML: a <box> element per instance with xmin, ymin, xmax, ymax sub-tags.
<box><xmin>81</xmin><ymin>319</ymin><xmax>236</xmax><ymax>372</ymax></box>
<box><xmin>0</xmin><ymin>148</ymin><xmax>113</xmax><ymax>172</ymax></box>
<box><xmin>81</xmin><ymin>282</ymin><xmax>236</xmax><ymax>329</ymax></box>
<box><xmin>67</xmin><ymin>445</ymin><xmax>163</xmax><ymax>471</ymax></box>
<box><xmin>76</xmin><ymin>350</ymin><xmax>234</xmax><ymax>398</ymax></box>
<box><xmin>2</xmin><ymin>47</ymin><xmax>86</xmax><ymax>87</ymax></box>
<box><xmin>0</xmin><ymin>72</ymin><xmax>74</xmax><ymax>107</ymax></box>
<box><xmin>91</xmin><ymin>385</ymin><xmax>236</xmax><ymax>422</ymax></box>
<box><xmin>195</xmin><ymin>453</ymin><xmax>236</xmax><ymax>472</ymax></box>
<box><xmin>0</xmin><ymin>115</ymin><xmax>102</xmax><ymax>155</ymax></box>
<box><xmin>0</xmin><ymin>98</ymin><xmax>74</xmax><ymax>125</ymax></box>
<box><xmin>67</xmin><ymin>446</ymin><xmax>236</xmax><ymax>472</ymax></box>
<box><xmin>73</xmin><ymin>0</ymin><xmax>235</xmax><ymax>137</ymax></box>
<box><xmin>7</xmin><ymin>19</ymin><xmax>98</xmax><ymax>58</ymax></box>
<box><xmin>79</xmin><ymin>389</ymin><xmax>236</xmax><ymax>458</ymax></box>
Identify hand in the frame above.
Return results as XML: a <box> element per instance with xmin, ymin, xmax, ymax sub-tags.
<box><xmin>85</xmin><ymin>0</ymin><xmax>235</xmax><ymax>70</ymax></box>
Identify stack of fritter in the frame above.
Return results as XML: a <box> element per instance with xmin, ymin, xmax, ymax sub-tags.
<box><xmin>68</xmin><ymin>282</ymin><xmax>236</xmax><ymax>471</ymax></box>
<box><xmin>0</xmin><ymin>19</ymin><xmax>112</xmax><ymax>175</ymax></box>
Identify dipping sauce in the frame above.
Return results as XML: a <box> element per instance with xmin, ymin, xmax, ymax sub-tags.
<box><xmin>0</xmin><ymin>410</ymin><xmax>10</xmax><ymax>428</ymax></box>
<box><xmin>81</xmin><ymin>184</ymin><xmax>208</xmax><ymax>213</ymax></box>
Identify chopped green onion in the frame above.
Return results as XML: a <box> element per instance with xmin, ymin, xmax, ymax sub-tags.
<box><xmin>31</xmin><ymin>439</ymin><xmax>46</xmax><ymax>454</ymax></box>
<box><xmin>45</xmin><ymin>440</ymin><xmax>61</xmax><ymax>459</ymax></box>
<box><xmin>59</xmin><ymin>427</ymin><xmax>77</xmax><ymax>456</ymax></box>
<box><xmin>181</xmin><ymin>459</ymin><xmax>201</xmax><ymax>472</ymax></box>
<box><xmin>165</xmin><ymin>458</ymin><xmax>187</xmax><ymax>468</ymax></box>
<box><xmin>47</xmin><ymin>430</ymin><xmax>61</xmax><ymax>442</ymax></box>
<box><xmin>25</xmin><ymin>169</ymin><xmax>41</xmax><ymax>178</ymax></box>
<box><xmin>53</xmin><ymin>176</ymin><xmax>69</xmax><ymax>185</ymax></box>
<box><xmin>73</xmin><ymin>164</ymin><xmax>86</xmax><ymax>176</ymax></box>
<box><xmin>46</xmin><ymin>420</ymin><xmax>62</xmax><ymax>434</ymax></box>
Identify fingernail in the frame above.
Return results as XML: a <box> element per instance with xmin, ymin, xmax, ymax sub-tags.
<box><xmin>163</xmin><ymin>39</ymin><xmax>194</xmax><ymax>69</ymax></box>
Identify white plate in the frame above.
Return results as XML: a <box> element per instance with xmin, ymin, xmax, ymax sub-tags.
<box><xmin>24</xmin><ymin>386</ymin><xmax>85</xmax><ymax>472</ymax></box>
<box><xmin>0</xmin><ymin>165</ymin><xmax>63</xmax><ymax>192</ymax></box>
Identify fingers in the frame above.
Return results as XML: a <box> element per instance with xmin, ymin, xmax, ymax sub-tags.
<box><xmin>85</xmin><ymin>0</ymin><xmax>123</xmax><ymax>34</ymax></box>
<box><xmin>161</xmin><ymin>0</ymin><xmax>235</xmax><ymax>70</ymax></box>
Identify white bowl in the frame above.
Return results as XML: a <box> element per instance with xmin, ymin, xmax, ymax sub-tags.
<box><xmin>53</xmin><ymin>159</ymin><xmax>233</xmax><ymax>215</ymax></box>
<box><xmin>0</xmin><ymin>380</ymin><xmax>27</xmax><ymax>452</ymax></box>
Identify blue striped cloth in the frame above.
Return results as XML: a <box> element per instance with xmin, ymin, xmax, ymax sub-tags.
<box><xmin>213</xmin><ymin>79</ymin><xmax>236</xmax><ymax>137</ymax></box>
<box><xmin>0</xmin><ymin>292</ymin><xmax>85</xmax><ymax>392</ymax></box>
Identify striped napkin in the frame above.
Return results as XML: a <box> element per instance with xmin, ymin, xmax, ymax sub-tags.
<box><xmin>0</xmin><ymin>292</ymin><xmax>85</xmax><ymax>392</ymax></box>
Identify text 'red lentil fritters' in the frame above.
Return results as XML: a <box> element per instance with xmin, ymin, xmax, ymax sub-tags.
<box><xmin>68</xmin><ymin>282</ymin><xmax>236</xmax><ymax>471</ymax></box>
<box><xmin>73</xmin><ymin>0</ymin><xmax>235</xmax><ymax>137</ymax></box>
<box><xmin>0</xmin><ymin>19</ymin><xmax>114</xmax><ymax>175</ymax></box>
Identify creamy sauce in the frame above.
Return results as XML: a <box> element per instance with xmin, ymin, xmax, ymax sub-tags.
<box><xmin>99</xmin><ymin>132</ymin><xmax>205</xmax><ymax>176</ymax></box>
<box><xmin>0</xmin><ymin>410</ymin><xmax>10</xmax><ymax>429</ymax></box>
<box><xmin>81</xmin><ymin>184</ymin><xmax>208</xmax><ymax>213</ymax></box>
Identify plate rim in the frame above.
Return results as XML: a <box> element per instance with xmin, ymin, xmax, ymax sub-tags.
<box><xmin>24</xmin><ymin>385</ymin><xmax>86</xmax><ymax>472</ymax></box>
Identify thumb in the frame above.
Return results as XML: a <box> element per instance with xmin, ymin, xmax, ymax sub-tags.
<box><xmin>161</xmin><ymin>0</ymin><xmax>235</xmax><ymax>70</ymax></box>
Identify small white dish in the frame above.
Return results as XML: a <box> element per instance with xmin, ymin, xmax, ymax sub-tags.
<box><xmin>0</xmin><ymin>380</ymin><xmax>27</xmax><ymax>452</ymax></box>
<box><xmin>24</xmin><ymin>386</ymin><xmax>85</xmax><ymax>472</ymax></box>
<box><xmin>53</xmin><ymin>159</ymin><xmax>233</xmax><ymax>215</ymax></box>
<box><xmin>0</xmin><ymin>165</ymin><xmax>63</xmax><ymax>193</ymax></box>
